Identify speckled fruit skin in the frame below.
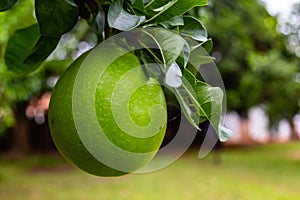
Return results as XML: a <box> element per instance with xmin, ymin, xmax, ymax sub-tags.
<box><xmin>48</xmin><ymin>48</ymin><xmax>167</xmax><ymax>177</ymax></box>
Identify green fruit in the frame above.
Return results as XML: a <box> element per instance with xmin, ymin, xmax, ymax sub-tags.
<box><xmin>48</xmin><ymin>44</ymin><xmax>167</xmax><ymax>176</ymax></box>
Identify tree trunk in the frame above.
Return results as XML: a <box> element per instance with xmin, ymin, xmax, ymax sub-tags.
<box><xmin>10</xmin><ymin>102</ymin><xmax>31</xmax><ymax>154</ymax></box>
<box><xmin>240</xmin><ymin>118</ymin><xmax>252</xmax><ymax>144</ymax></box>
<box><xmin>289</xmin><ymin>120</ymin><xmax>299</xmax><ymax>140</ymax></box>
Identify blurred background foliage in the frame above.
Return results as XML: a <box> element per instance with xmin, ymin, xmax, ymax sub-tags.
<box><xmin>0</xmin><ymin>0</ymin><xmax>97</xmax><ymax>135</ymax></box>
<box><xmin>0</xmin><ymin>0</ymin><xmax>37</xmax><ymax>134</ymax></box>
<box><xmin>196</xmin><ymin>0</ymin><xmax>300</xmax><ymax>126</ymax></box>
<box><xmin>0</xmin><ymin>0</ymin><xmax>299</xmax><ymax>142</ymax></box>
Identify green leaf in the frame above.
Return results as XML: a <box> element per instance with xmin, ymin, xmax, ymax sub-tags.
<box><xmin>165</xmin><ymin>62</ymin><xmax>182</xmax><ymax>88</ymax></box>
<box><xmin>179</xmin><ymin>16</ymin><xmax>207</xmax><ymax>42</ymax></box>
<box><xmin>0</xmin><ymin>0</ymin><xmax>18</xmax><ymax>12</ymax></box>
<box><xmin>183</xmin><ymin>45</ymin><xmax>215</xmax><ymax>82</ymax></box>
<box><xmin>142</xmin><ymin>28</ymin><xmax>185</xmax><ymax>69</ymax></box>
<box><xmin>164</xmin><ymin>67</ymin><xmax>203</xmax><ymax>130</ymax></box>
<box><xmin>184</xmin><ymin>37</ymin><xmax>213</xmax><ymax>53</ymax></box>
<box><xmin>219</xmin><ymin>124</ymin><xmax>234</xmax><ymax>142</ymax></box>
<box><xmin>108</xmin><ymin>0</ymin><xmax>146</xmax><ymax>31</ymax></box>
<box><xmin>180</xmin><ymin>69</ymin><xmax>230</xmax><ymax>141</ymax></box>
<box><xmin>182</xmin><ymin>65</ymin><xmax>198</xmax><ymax>84</ymax></box>
<box><xmin>144</xmin><ymin>0</ymin><xmax>170</xmax><ymax>10</ymax></box>
<box><xmin>95</xmin><ymin>8</ymin><xmax>105</xmax><ymax>34</ymax></box>
<box><xmin>145</xmin><ymin>0</ymin><xmax>208</xmax><ymax>22</ymax></box>
<box><xmin>170</xmin><ymin>67</ymin><xmax>232</xmax><ymax>141</ymax></box>
<box><xmin>193</xmin><ymin>82</ymin><xmax>233</xmax><ymax>141</ymax></box>
<box><xmin>4</xmin><ymin>24</ymin><xmax>41</xmax><ymax>75</ymax></box>
<box><xmin>189</xmin><ymin>45</ymin><xmax>215</xmax><ymax>67</ymax></box>
<box><xmin>194</xmin><ymin>83</ymin><xmax>223</xmax><ymax>123</ymax></box>
<box><xmin>158</xmin><ymin>16</ymin><xmax>184</xmax><ymax>28</ymax></box>
<box><xmin>140</xmin><ymin>50</ymin><xmax>162</xmax><ymax>79</ymax></box>
<box><xmin>199</xmin><ymin>38</ymin><xmax>213</xmax><ymax>53</ymax></box>
<box><xmin>144</xmin><ymin>0</ymin><xmax>177</xmax><ymax>22</ymax></box>
<box><xmin>43</xmin><ymin>59</ymin><xmax>73</xmax><ymax>74</ymax></box>
<box><xmin>23</xmin><ymin>35</ymin><xmax>60</xmax><ymax>66</ymax></box>
<box><xmin>129</xmin><ymin>0</ymin><xmax>146</xmax><ymax>15</ymax></box>
<box><xmin>35</xmin><ymin>0</ymin><xmax>79</xmax><ymax>36</ymax></box>
<box><xmin>4</xmin><ymin>24</ymin><xmax>59</xmax><ymax>75</ymax></box>
<box><xmin>168</xmin><ymin>75</ymin><xmax>203</xmax><ymax>130</ymax></box>
<box><xmin>176</xmin><ymin>39</ymin><xmax>190</xmax><ymax>68</ymax></box>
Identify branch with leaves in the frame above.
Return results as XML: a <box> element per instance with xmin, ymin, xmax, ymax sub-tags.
<box><xmin>1</xmin><ymin>0</ymin><xmax>232</xmax><ymax>141</ymax></box>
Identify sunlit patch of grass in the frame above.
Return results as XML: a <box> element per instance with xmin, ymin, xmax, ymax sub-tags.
<box><xmin>0</xmin><ymin>142</ymin><xmax>300</xmax><ymax>200</ymax></box>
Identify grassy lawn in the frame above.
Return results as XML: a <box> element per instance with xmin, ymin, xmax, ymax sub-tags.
<box><xmin>1</xmin><ymin>142</ymin><xmax>300</xmax><ymax>200</ymax></box>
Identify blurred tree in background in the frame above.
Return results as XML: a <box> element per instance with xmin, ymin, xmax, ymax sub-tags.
<box><xmin>0</xmin><ymin>2</ymin><xmax>98</xmax><ymax>125</ymax></box>
<box><xmin>197</xmin><ymin>0</ymin><xmax>300</xmax><ymax>135</ymax></box>
<box><xmin>279</xmin><ymin>2</ymin><xmax>300</xmax><ymax>57</ymax></box>
<box><xmin>0</xmin><ymin>0</ymin><xmax>97</xmax><ymax>152</ymax></box>
<box><xmin>0</xmin><ymin>0</ymin><xmax>36</xmax><ymax>134</ymax></box>
<box><xmin>0</xmin><ymin>0</ymin><xmax>54</xmax><ymax>152</ymax></box>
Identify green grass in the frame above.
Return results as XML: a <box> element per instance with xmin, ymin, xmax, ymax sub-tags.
<box><xmin>1</xmin><ymin>142</ymin><xmax>300</xmax><ymax>200</ymax></box>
